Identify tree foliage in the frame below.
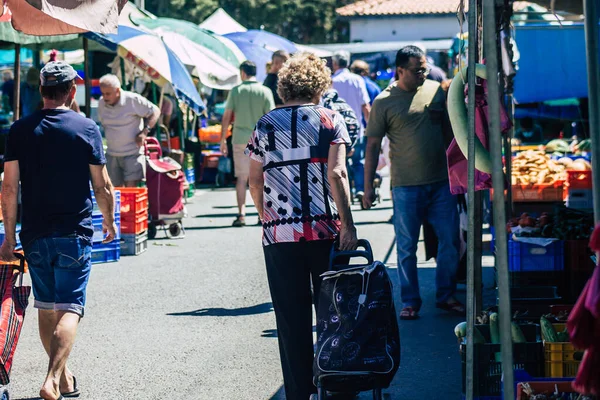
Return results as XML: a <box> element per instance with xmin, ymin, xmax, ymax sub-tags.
<box><xmin>144</xmin><ymin>0</ymin><xmax>355</xmax><ymax>44</ymax></box>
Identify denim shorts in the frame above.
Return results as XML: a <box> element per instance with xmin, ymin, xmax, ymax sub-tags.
<box><xmin>24</xmin><ymin>234</ymin><xmax>92</xmax><ymax>317</ymax></box>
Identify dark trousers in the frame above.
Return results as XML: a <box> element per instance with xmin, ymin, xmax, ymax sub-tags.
<box><xmin>263</xmin><ymin>239</ymin><xmax>334</xmax><ymax>400</ymax></box>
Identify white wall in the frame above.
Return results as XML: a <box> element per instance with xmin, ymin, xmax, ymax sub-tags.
<box><xmin>349</xmin><ymin>16</ymin><xmax>459</xmax><ymax>43</ymax></box>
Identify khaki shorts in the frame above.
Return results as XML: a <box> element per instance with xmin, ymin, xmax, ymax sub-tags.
<box><xmin>106</xmin><ymin>153</ymin><xmax>145</xmax><ymax>187</ymax></box>
<box><xmin>233</xmin><ymin>144</ymin><xmax>250</xmax><ymax>178</ymax></box>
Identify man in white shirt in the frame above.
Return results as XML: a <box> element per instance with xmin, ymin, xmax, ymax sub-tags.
<box><xmin>97</xmin><ymin>74</ymin><xmax>160</xmax><ymax>187</ymax></box>
<box><xmin>331</xmin><ymin>51</ymin><xmax>371</xmax><ymax>199</ymax></box>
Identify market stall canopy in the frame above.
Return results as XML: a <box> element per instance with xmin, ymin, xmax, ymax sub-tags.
<box><xmin>85</xmin><ymin>25</ymin><xmax>205</xmax><ymax>114</ymax></box>
<box><xmin>132</xmin><ymin>17</ymin><xmax>245</xmax><ymax>68</ymax></box>
<box><xmin>118</xmin><ymin>1</ymin><xmax>155</xmax><ymax>28</ymax></box>
<box><xmin>223</xmin><ymin>33</ymin><xmax>275</xmax><ymax>82</ymax></box>
<box><xmin>295</xmin><ymin>44</ymin><xmax>333</xmax><ymax>58</ymax></box>
<box><xmin>513</xmin><ymin>24</ymin><xmax>593</xmax><ymax>104</ymax></box>
<box><xmin>199</xmin><ymin>8</ymin><xmax>247</xmax><ymax>36</ymax></box>
<box><xmin>0</xmin><ymin>21</ymin><xmax>79</xmax><ymax>49</ymax></box>
<box><xmin>4</xmin><ymin>0</ymin><xmax>126</xmax><ymax>35</ymax></box>
<box><xmin>158</xmin><ymin>30</ymin><xmax>240</xmax><ymax>90</ymax></box>
<box><xmin>225</xmin><ymin>29</ymin><xmax>297</xmax><ymax>54</ymax></box>
<box><xmin>312</xmin><ymin>39</ymin><xmax>453</xmax><ymax>55</ymax></box>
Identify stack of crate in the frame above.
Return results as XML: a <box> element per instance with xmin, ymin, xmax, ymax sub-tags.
<box><xmin>184</xmin><ymin>153</ymin><xmax>195</xmax><ymax>198</ymax></box>
<box><xmin>119</xmin><ymin>187</ymin><xmax>148</xmax><ymax>256</ymax></box>
<box><xmin>0</xmin><ymin>223</ymin><xmax>21</xmax><ymax>250</ymax></box>
<box><xmin>565</xmin><ymin>170</ymin><xmax>593</xmax><ymax>210</ymax></box>
<box><xmin>91</xmin><ymin>190</ymin><xmax>121</xmax><ymax>264</ymax></box>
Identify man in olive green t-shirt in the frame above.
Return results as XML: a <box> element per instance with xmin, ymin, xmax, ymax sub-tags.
<box><xmin>363</xmin><ymin>46</ymin><xmax>463</xmax><ymax>320</ymax></box>
<box><xmin>221</xmin><ymin>61</ymin><xmax>275</xmax><ymax>227</ymax></box>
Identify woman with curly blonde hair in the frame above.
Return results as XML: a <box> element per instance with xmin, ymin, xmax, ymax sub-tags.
<box><xmin>245</xmin><ymin>52</ymin><xmax>358</xmax><ymax>400</ymax></box>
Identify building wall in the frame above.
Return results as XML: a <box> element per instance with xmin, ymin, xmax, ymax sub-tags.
<box><xmin>349</xmin><ymin>16</ymin><xmax>459</xmax><ymax>42</ymax></box>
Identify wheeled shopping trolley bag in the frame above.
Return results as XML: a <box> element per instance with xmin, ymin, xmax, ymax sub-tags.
<box><xmin>0</xmin><ymin>253</ymin><xmax>30</xmax><ymax>392</ymax></box>
<box><xmin>313</xmin><ymin>239</ymin><xmax>400</xmax><ymax>400</ymax></box>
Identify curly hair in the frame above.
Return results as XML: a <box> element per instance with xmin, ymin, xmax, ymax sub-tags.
<box><xmin>277</xmin><ymin>53</ymin><xmax>331</xmax><ymax>103</ymax></box>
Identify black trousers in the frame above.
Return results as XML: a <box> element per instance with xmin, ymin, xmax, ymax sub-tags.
<box><xmin>263</xmin><ymin>239</ymin><xmax>334</xmax><ymax>400</ymax></box>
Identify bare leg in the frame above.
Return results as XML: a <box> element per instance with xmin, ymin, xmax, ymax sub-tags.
<box><xmin>236</xmin><ymin>175</ymin><xmax>249</xmax><ymax>217</ymax></box>
<box><xmin>39</xmin><ymin>311</ymin><xmax>81</xmax><ymax>400</ymax></box>
<box><xmin>38</xmin><ymin>310</ymin><xmax>76</xmax><ymax>395</ymax></box>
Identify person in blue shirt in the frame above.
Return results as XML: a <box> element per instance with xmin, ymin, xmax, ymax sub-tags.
<box><xmin>0</xmin><ymin>61</ymin><xmax>116</xmax><ymax>400</ymax></box>
<box><xmin>350</xmin><ymin>59</ymin><xmax>381</xmax><ymax>107</ymax></box>
<box><xmin>20</xmin><ymin>67</ymin><xmax>42</xmax><ymax>118</ymax></box>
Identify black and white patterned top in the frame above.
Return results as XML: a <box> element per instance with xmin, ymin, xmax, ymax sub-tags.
<box><xmin>246</xmin><ymin>105</ymin><xmax>351</xmax><ymax>247</ymax></box>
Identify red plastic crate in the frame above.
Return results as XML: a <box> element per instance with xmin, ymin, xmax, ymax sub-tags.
<box><xmin>512</xmin><ymin>182</ymin><xmax>565</xmax><ymax>202</ymax></box>
<box><xmin>566</xmin><ymin>170</ymin><xmax>592</xmax><ymax>189</ymax></box>
<box><xmin>121</xmin><ymin>210</ymin><xmax>148</xmax><ymax>234</ymax></box>
<box><xmin>516</xmin><ymin>382</ymin><xmax>577</xmax><ymax>399</ymax></box>
<box><xmin>117</xmin><ymin>188</ymin><xmax>148</xmax><ymax>217</ymax></box>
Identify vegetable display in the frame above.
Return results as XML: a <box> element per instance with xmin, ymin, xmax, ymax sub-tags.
<box><xmin>511</xmin><ymin>150</ymin><xmax>568</xmax><ymax>186</ymax></box>
<box><xmin>506</xmin><ymin>208</ymin><xmax>594</xmax><ymax>240</ymax></box>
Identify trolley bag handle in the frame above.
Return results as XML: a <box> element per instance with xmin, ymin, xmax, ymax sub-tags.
<box><xmin>329</xmin><ymin>238</ymin><xmax>374</xmax><ymax>269</ymax></box>
<box><xmin>11</xmin><ymin>253</ymin><xmax>26</xmax><ymax>286</ymax></box>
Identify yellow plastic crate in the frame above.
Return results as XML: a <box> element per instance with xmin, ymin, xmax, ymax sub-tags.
<box><xmin>543</xmin><ymin>323</ymin><xmax>582</xmax><ymax>378</ymax></box>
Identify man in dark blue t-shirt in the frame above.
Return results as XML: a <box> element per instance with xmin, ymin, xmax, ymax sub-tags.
<box><xmin>0</xmin><ymin>61</ymin><xmax>116</xmax><ymax>400</ymax></box>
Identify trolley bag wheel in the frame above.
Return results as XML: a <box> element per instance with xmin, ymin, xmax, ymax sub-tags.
<box><xmin>148</xmin><ymin>222</ymin><xmax>158</xmax><ymax>240</ymax></box>
<box><xmin>169</xmin><ymin>222</ymin><xmax>183</xmax><ymax>237</ymax></box>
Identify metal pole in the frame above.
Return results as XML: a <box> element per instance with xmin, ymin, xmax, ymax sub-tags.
<box><xmin>483</xmin><ymin>1</ymin><xmax>514</xmax><ymax>399</ymax></box>
<box><xmin>13</xmin><ymin>44</ymin><xmax>21</xmax><ymax>120</ymax></box>
<box><xmin>474</xmin><ymin>191</ymin><xmax>483</xmax><ymax>315</ymax></box>
<box><xmin>583</xmin><ymin>0</ymin><xmax>600</xmax><ymax>223</ymax></box>
<box><xmin>506</xmin><ymin>95</ymin><xmax>515</xmax><ymax>217</ymax></box>
<box><xmin>465</xmin><ymin>0</ymin><xmax>479</xmax><ymax>398</ymax></box>
<box><xmin>120</xmin><ymin>58</ymin><xmax>126</xmax><ymax>90</ymax></box>
<box><xmin>83</xmin><ymin>38</ymin><xmax>92</xmax><ymax>118</ymax></box>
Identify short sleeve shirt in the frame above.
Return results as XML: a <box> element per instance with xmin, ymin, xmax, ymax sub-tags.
<box><xmin>98</xmin><ymin>90</ymin><xmax>158</xmax><ymax>157</ymax></box>
<box><xmin>225</xmin><ymin>80</ymin><xmax>275</xmax><ymax>145</ymax></box>
<box><xmin>366</xmin><ymin>80</ymin><xmax>449</xmax><ymax>187</ymax></box>
<box><xmin>246</xmin><ymin>105</ymin><xmax>350</xmax><ymax>247</ymax></box>
<box><xmin>4</xmin><ymin>109</ymin><xmax>106</xmax><ymax>247</ymax></box>
<box><xmin>332</xmin><ymin>69</ymin><xmax>370</xmax><ymax>136</ymax></box>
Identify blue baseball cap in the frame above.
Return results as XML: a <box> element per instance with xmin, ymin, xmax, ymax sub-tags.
<box><xmin>40</xmin><ymin>61</ymin><xmax>80</xmax><ymax>87</ymax></box>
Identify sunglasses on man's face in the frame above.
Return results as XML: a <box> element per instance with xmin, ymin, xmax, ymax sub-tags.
<box><xmin>405</xmin><ymin>67</ymin><xmax>430</xmax><ymax>76</ymax></box>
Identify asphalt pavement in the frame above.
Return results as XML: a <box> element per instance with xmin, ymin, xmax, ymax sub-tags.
<box><xmin>8</xmin><ymin>179</ymin><xmax>496</xmax><ymax>400</ymax></box>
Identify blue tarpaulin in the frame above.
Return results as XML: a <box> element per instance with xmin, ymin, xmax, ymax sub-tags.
<box><xmin>514</xmin><ymin>24</ymin><xmax>598</xmax><ymax>104</ymax></box>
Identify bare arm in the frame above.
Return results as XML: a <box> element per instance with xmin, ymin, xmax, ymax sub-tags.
<box><xmin>1</xmin><ymin>161</ymin><xmax>19</xmax><ymax>247</ymax></box>
<box><xmin>362</xmin><ymin>103</ymin><xmax>371</xmax><ymax>123</ymax></box>
<box><xmin>220</xmin><ymin>109</ymin><xmax>234</xmax><ymax>155</ymax></box>
<box><xmin>327</xmin><ymin>143</ymin><xmax>357</xmax><ymax>250</ymax></box>
<box><xmin>90</xmin><ymin>164</ymin><xmax>117</xmax><ymax>243</ymax></box>
<box><xmin>363</xmin><ymin>136</ymin><xmax>383</xmax><ymax>209</ymax></box>
<box><xmin>221</xmin><ymin>109</ymin><xmax>233</xmax><ymax>141</ymax></box>
<box><xmin>146</xmin><ymin>104</ymin><xmax>161</xmax><ymax>129</ymax></box>
<box><xmin>248</xmin><ymin>159</ymin><xmax>264</xmax><ymax>220</ymax></box>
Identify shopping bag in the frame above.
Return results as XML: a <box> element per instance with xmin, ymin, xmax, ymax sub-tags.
<box><xmin>0</xmin><ymin>254</ymin><xmax>30</xmax><ymax>384</ymax></box>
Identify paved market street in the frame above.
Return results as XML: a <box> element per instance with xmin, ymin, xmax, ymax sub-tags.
<box><xmin>8</xmin><ymin>181</ymin><xmax>495</xmax><ymax>400</ymax></box>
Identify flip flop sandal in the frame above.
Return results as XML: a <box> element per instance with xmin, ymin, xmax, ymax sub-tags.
<box><xmin>399</xmin><ymin>306</ymin><xmax>420</xmax><ymax>320</ymax></box>
<box><xmin>436</xmin><ymin>300</ymin><xmax>466</xmax><ymax>315</ymax></box>
<box><xmin>232</xmin><ymin>215</ymin><xmax>246</xmax><ymax>227</ymax></box>
<box><xmin>61</xmin><ymin>375</ymin><xmax>80</xmax><ymax>398</ymax></box>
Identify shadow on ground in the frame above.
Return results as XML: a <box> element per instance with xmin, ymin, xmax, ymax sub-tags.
<box><xmin>167</xmin><ymin>302</ymin><xmax>273</xmax><ymax>317</ymax></box>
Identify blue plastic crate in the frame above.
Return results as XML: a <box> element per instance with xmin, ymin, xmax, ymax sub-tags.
<box><xmin>0</xmin><ymin>224</ymin><xmax>22</xmax><ymax>250</ymax></box>
<box><xmin>91</xmin><ymin>190</ymin><xmax>121</xmax><ymax>217</ymax></box>
<box><xmin>508</xmin><ymin>239</ymin><xmax>564</xmax><ymax>272</ymax></box>
<box><xmin>92</xmin><ymin>213</ymin><xmax>121</xmax><ymax>243</ymax></box>
<box><xmin>91</xmin><ymin>241</ymin><xmax>120</xmax><ymax>264</ymax></box>
<box><xmin>185</xmin><ymin>167</ymin><xmax>195</xmax><ymax>184</ymax></box>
